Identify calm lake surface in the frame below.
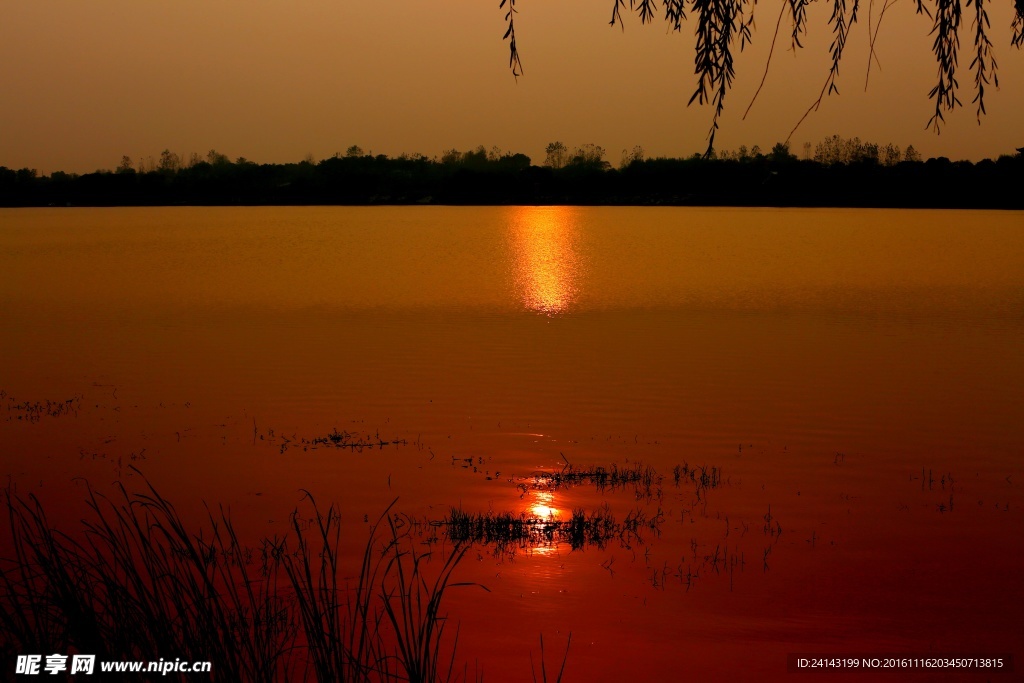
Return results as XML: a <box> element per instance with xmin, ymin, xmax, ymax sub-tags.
<box><xmin>2</xmin><ymin>206</ymin><xmax>1022</xmax><ymax>680</ymax></box>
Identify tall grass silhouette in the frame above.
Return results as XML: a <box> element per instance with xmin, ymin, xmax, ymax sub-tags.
<box><xmin>0</xmin><ymin>471</ymin><xmax>483</xmax><ymax>682</ymax></box>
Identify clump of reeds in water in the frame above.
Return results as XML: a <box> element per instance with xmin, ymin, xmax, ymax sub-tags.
<box><xmin>522</xmin><ymin>462</ymin><xmax>660</xmax><ymax>500</ymax></box>
<box><xmin>444</xmin><ymin>505</ymin><xmax>651</xmax><ymax>556</ymax></box>
<box><xmin>0</xmin><ymin>470</ymin><xmax>480</xmax><ymax>683</ymax></box>
<box><xmin>302</xmin><ymin>428</ymin><xmax>407</xmax><ymax>451</ymax></box>
<box><xmin>259</xmin><ymin>426</ymin><xmax>407</xmax><ymax>454</ymax></box>
<box><xmin>1</xmin><ymin>390</ymin><xmax>82</xmax><ymax>423</ymax></box>
<box><xmin>671</xmin><ymin>462</ymin><xmax>722</xmax><ymax>501</ymax></box>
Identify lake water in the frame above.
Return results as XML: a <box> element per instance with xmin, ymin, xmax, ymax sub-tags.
<box><xmin>1</xmin><ymin>206</ymin><xmax>1022</xmax><ymax>680</ymax></box>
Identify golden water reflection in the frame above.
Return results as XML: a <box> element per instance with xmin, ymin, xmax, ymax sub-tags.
<box><xmin>509</xmin><ymin>207</ymin><xmax>583</xmax><ymax>315</ymax></box>
<box><xmin>528</xmin><ymin>490</ymin><xmax>560</xmax><ymax>520</ymax></box>
<box><xmin>525</xmin><ymin>490</ymin><xmax>560</xmax><ymax>557</ymax></box>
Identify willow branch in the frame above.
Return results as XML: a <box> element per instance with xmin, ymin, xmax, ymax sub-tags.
<box><xmin>500</xmin><ymin>0</ymin><xmax>523</xmax><ymax>78</ymax></box>
<box><xmin>744</xmin><ymin>0</ymin><xmax>788</xmax><ymax>119</ymax></box>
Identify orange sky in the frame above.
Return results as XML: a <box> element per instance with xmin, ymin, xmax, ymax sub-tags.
<box><xmin>1</xmin><ymin>0</ymin><xmax>1021</xmax><ymax>174</ymax></box>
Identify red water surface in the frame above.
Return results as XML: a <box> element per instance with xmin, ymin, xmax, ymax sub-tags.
<box><xmin>1</xmin><ymin>206</ymin><xmax>1021</xmax><ymax>680</ymax></box>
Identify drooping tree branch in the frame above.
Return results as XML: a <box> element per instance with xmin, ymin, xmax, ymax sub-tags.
<box><xmin>500</xmin><ymin>0</ymin><xmax>523</xmax><ymax>79</ymax></box>
<box><xmin>690</xmin><ymin>0</ymin><xmax>749</xmax><ymax>155</ymax></box>
<box><xmin>927</xmin><ymin>0</ymin><xmax>963</xmax><ymax>131</ymax></box>
<box><xmin>968</xmin><ymin>0</ymin><xmax>999</xmax><ymax>122</ymax></box>
<box><xmin>788</xmin><ymin>0</ymin><xmax>809</xmax><ymax>47</ymax></box>
<box><xmin>611</xmin><ymin>0</ymin><xmax>627</xmax><ymax>28</ymax></box>
<box><xmin>664</xmin><ymin>0</ymin><xmax>688</xmax><ymax>30</ymax></box>
<box><xmin>500</xmin><ymin>0</ymin><xmax>1018</xmax><ymax>147</ymax></box>
<box><xmin>865</xmin><ymin>0</ymin><xmax>899</xmax><ymax>91</ymax></box>
<box><xmin>744</xmin><ymin>0</ymin><xmax>791</xmax><ymax>119</ymax></box>
<box><xmin>610</xmin><ymin>0</ymin><xmax>663</xmax><ymax>28</ymax></box>
<box><xmin>786</xmin><ymin>0</ymin><xmax>860</xmax><ymax>142</ymax></box>
<box><xmin>1014</xmin><ymin>0</ymin><xmax>1024</xmax><ymax>48</ymax></box>
<box><xmin>638</xmin><ymin>0</ymin><xmax>659</xmax><ymax>23</ymax></box>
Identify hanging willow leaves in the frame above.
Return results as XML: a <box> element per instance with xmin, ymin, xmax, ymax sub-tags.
<box><xmin>927</xmin><ymin>0</ymin><xmax>963</xmax><ymax>131</ymax></box>
<box><xmin>664</xmin><ymin>0</ymin><xmax>688</xmax><ymax>30</ymax></box>
<box><xmin>500</xmin><ymin>0</ymin><xmax>523</xmax><ymax>79</ymax></box>
<box><xmin>1012</xmin><ymin>0</ymin><xmax>1023</xmax><ymax>48</ymax></box>
<box><xmin>789</xmin><ymin>0</ymin><xmax>809</xmax><ymax>47</ymax></box>
<box><xmin>499</xmin><ymin>0</ymin><xmax>1018</xmax><ymax>151</ymax></box>
<box><xmin>968</xmin><ymin>0</ymin><xmax>998</xmax><ymax>122</ymax></box>
<box><xmin>687</xmin><ymin>0</ymin><xmax>750</xmax><ymax>154</ymax></box>
<box><xmin>784</xmin><ymin>0</ymin><xmax>859</xmax><ymax>142</ymax></box>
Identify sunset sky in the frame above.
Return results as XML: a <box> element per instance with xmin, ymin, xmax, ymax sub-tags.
<box><xmin>2</xmin><ymin>0</ymin><xmax>1022</xmax><ymax>174</ymax></box>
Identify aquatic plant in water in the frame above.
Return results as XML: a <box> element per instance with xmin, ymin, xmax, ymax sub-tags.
<box><xmin>0</xmin><ymin>471</ymin><xmax>483</xmax><ymax>682</ymax></box>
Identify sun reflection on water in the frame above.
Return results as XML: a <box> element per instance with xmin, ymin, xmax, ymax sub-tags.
<box><xmin>525</xmin><ymin>490</ymin><xmax>560</xmax><ymax>557</ymax></box>
<box><xmin>509</xmin><ymin>207</ymin><xmax>583</xmax><ymax>315</ymax></box>
<box><xmin>528</xmin><ymin>490</ymin><xmax>560</xmax><ymax>520</ymax></box>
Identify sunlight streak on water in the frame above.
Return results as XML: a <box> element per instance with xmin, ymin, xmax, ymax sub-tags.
<box><xmin>528</xmin><ymin>490</ymin><xmax>560</xmax><ymax>520</ymax></box>
<box><xmin>524</xmin><ymin>490</ymin><xmax>561</xmax><ymax>557</ymax></box>
<box><xmin>508</xmin><ymin>206</ymin><xmax>583</xmax><ymax>315</ymax></box>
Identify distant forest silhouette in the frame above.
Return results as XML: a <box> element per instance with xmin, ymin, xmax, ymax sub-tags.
<box><xmin>2</xmin><ymin>137</ymin><xmax>1022</xmax><ymax>209</ymax></box>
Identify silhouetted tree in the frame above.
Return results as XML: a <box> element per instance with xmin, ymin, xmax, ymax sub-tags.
<box><xmin>206</xmin><ymin>149</ymin><xmax>231</xmax><ymax>166</ymax></box>
<box><xmin>458</xmin><ymin>146</ymin><xmax>489</xmax><ymax>169</ymax></box>
<box><xmin>815</xmin><ymin>134</ymin><xmax>914</xmax><ymax>165</ymax></box>
<box><xmin>498</xmin><ymin>152</ymin><xmax>532</xmax><ymax>169</ymax></box>
<box><xmin>568</xmin><ymin>143</ymin><xmax>610</xmax><ymax>170</ymax></box>
<box><xmin>769</xmin><ymin>142</ymin><xmax>796</xmax><ymax>162</ymax></box>
<box><xmin>544</xmin><ymin>141</ymin><xmax>569</xmax><ymax>169</ymax></box>
<box><xmin>881</xmin><ymin>143</ymin><xmax>902</xmax><ymax>166</ymax></box>
<box><xmin>620</xmin><ymin>145</ymin><xmax>645</xmax><ymax>168</ymax></box>
<box><xmin>158</xmin><ymin>149</ymin><xmax>181</xmax><ymax>173</ymax></box>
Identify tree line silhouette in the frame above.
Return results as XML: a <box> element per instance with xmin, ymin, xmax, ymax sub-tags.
<box><xmin>1</xmin><ymin>138</ymin><xmax>1021</xmax><ymax>208</ymax></box>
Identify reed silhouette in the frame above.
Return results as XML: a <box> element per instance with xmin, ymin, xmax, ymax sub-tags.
<box><xmin>0</xmin><ymin>471</ymin><xmax>486</xmax><ymax>682</ymax></box>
